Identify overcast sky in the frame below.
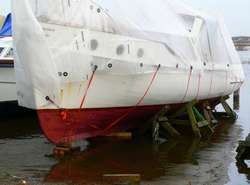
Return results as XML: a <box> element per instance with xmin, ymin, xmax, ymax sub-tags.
<box><xmin>1</xmin><ymin>0</ymin><xmax>250</xmax><ymax>36</ymax></box>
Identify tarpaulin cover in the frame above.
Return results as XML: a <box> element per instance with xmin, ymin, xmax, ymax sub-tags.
<box><xmin>12</xmin><ymin>0</ymin><xmax>245</xmax><ymax>110</ymax></box>
<box><xmin>0</xmin><ymin>13</ymin><xmax>12</xmax><ymax>37</ymax></box>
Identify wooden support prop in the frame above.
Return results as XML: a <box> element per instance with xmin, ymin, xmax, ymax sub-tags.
<box><xmin>53</xmin><ymin>145</ymin><xmax>77</xmax><ymax>157</ymax></box>
<box><xmin>234</xmin><ymin>89</ymin><xmax>240</xmax><ymax>110</ymax></box>
<box><xmin>107</xmin><ymin>132</ymin><xmax>133</xmax><ymax>139</ymax></box>
<box><xmin>221</xmin><ymin>96</ymin><xmax>237</xmax><ymax>120</ymax></box>
<box><xmin>103</xmin><ymin>174</ymin><xmax>141</xmax><ymax>185</ymax></box>
<box><xmin>192</xmin><ymin>107</ymin><xmax>205</xmax><ymax>122</ymax></box>
<box><xmin>141</xmin><ymin>106</ymin><xmax>170</xmax><ymax>135</ymax></box>
<box><xmin>203</xmin><ymin>101</ymin><xmax>218</xmax><ymax>126</ymax></box>
<box><xmin>197</xmin><ymin>120</ymin><xmax>209</xmax><ymax>128</ymax></box>
<box><xmin>158</xmin><ymin>116</ymin><xmax>168</xmax><ymax>122</ymax></box>
<box><xmin>186</xmin><ymin>101</ymin><xmax>202</xmax><ymax>138</ymax></box>
<box><xmin>152</xmin><ymin>120</ymin><xmax>160</xmax><ymax>142</ymax></box>
<box><xmin>140</xmin><ymin>105</ymin><xmax>178</xmax><ymax>141</ymax></box>
<box><xmin>169</xmin><ymin>100</ymin><xmax>214</xmax><ymax>138</ymax></box>
<box><xmin>193</xmin><ymin>106</ymin><xmax>214</xmax><ymax>135</ymax></box>
<box><xmin>53</xmin><ymin>140</ymin><xmax>87</xmax><ymax>157</ymax></box>
<box><xmin>160</xmin><ymin>121</ymin><xmax>181</xmax><ymax>138</ymax></box>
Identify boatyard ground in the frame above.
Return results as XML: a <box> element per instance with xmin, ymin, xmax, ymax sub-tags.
<box><xmin>0</xmin><ymin>65</ymin><xmax>250</xmax><ymax>185</ymax></box>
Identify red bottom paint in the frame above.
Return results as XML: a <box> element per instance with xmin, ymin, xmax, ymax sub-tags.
<box><xmin>38</xmin><ymin>105</ymin><xmax>164</xmax><ymax>144</ymax></box>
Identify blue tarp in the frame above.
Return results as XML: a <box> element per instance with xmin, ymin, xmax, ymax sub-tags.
<box><xmin>0</xmin><ymin>13</ymin><xmax>12</xmax><ymax>37</ymax></box>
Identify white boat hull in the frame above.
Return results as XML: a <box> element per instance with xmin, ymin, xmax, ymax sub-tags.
<box><xmin>0</xmin><ymin>67</ymin><xmax>16</xmax><ymax>102</ymax></box>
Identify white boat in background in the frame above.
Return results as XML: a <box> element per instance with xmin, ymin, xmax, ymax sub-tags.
<box><xmin>0</xmin><ymin>37</ymin><xmax>16</xmax><ymax>103</ymax></box>
<box><xmin>0</xmin><ymin>13</ymin><xmax>16</xmax><ymax>104</ymax></box>
<box><xmin>12</xmin><ymin>0</ymin><xmax>245</xmax><ymax>144</ymax></box>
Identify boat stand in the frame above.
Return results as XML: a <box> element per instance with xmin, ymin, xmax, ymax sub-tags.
<box><xmin>168</xmin><ymin>100</ymin><xmax>214</xmax><ymax>139</ymax></box>
<box><xmin>150</xmin><ymin>106</ymin><xmax>181</xmax><ymax>142</ymax></box>
<box><xmin>53</xmin><ymin>144</ymin><xmax>75</xmax><ymax>157</ymax></box>
<box><xmin>150</xmin><ymin>96</ymin><xmax>238</xmax><ymax>141</ymax></box>
<box><xmin>53</xmin><ymin>140</ymin><xmax>88</xmax><ymax>158</ymax></box>
<box><xmin>220</xmin><ymin>96</ymin><xmax>238</xmax><ymax>119</ymax></box>
<box><xmin>103</xmin><ymin>174</ymin><xmax>141</xmax><ymax>185</ymax></box>
<box><xmin>212</xmin><ymin>96</ymin><xmax>238</xmax><ymax>121</ymax></box>
<box><xmin>53</xmin><ymin>144</ymin><xmax>81</xmax><ymax>158</ymax></box>
<box><xmin>202</xmin><ymin>100</ymin><xmax>218</xmax><ymax>127</ymax></box>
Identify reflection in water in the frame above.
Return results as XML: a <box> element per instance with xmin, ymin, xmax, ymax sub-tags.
<box><xmin>45</xmin><ymin>121</ymin><xmax>240</xmax><ymax>185</ymax></box>
<box><xmin>46</xmin><ymin>138</ymin><xmax>201</xmax><ymax>185</ymax></box>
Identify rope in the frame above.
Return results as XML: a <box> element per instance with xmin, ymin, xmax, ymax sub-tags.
<box><xmin>207</xmin><ymin>64</ymin><xmax>214</xmax><ymax>98</ymax></box>
<box><xmin>181</xmin><ymin>66</ymin><xmax>193</xmax><ymax>103</ymax></box>
<box><xmin>78</xmin><ymin>65</ymin><xmax>101</xmax><ymax>130</ymax></box>
<box><xmin>136</xmin><ymin>64</ymin><xmax>161</xmax><ymax>106</ymax></box>
<box><xmin>79</xmin><ymin>65</ymin><xmax>98</xmax><ymax>109</ymax></box>
<box><xmin>45</xmin><ymin>96</ymin><xmax>61</xmax><ymax>109</ymax></box>
<box><xmin>195</xmin><ymin>72</ymin><xmax>202</xmax><ymax>100</ymax></box>
<box><xmin>104</xmin><ymin>64</ymin><xmax>161</xmax><ymax>131</ymax></box>
<box><xmin>222</xmin><ymin>70</ymin><xmax>228</xmax><ymax>96</ymax></box>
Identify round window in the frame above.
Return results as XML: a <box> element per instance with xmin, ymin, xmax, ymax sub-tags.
<box><xmin>116</xmin><ymin>45</ymin><xmax>125</xmax><ymax>55</ymax></box>
<box><xmin>90</xmin><ymin>39</ymin><xmax>98</xmax><ymax>50</ymax></box>
<box><xmin>137</xmin><ymin>48</ymin><xmax>144</xmax><ymax>58</ymax></box>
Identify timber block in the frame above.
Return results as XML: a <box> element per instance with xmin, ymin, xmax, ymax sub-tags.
<box><xmin>53</xmin><ymin>146</ymin><xmax>80</xmax><ymax>157</ymax></box>
<box><xmin>103</xmin><ymin>174</ymin><xmax>141</xmax><ymax>185</ymax></box>
<box><xmin>158</xmin><ymin>116</ymin><xmax>168</xmax><ymax>122</ymax></box>
<box><xmin>220</xmin><ymin>96</ymin><xmax>238</xmax><ymax>120</ymax></box>
<box><xmin>197</xmin><ymin>120</ymin><xmax>209</xmax><ymax>128</ymax></box>
<box><xmin>160</xmin><ymin>121</ymin><xmax>181</xmax><ymax>137</ymax></box>
<box><xmin>107</xmin><ymin>132</ymin><xmax>133</xmax><ymax>139</ymax></box>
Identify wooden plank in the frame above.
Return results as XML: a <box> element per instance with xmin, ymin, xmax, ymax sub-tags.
<box><xmin>160</xmin><ymin>122</ymin><xmax>181</xmax><ymax>137</ymax></box>
<box><xmin>103</xmin><ymin>174</ymin><xmax>141</xmax><ymax>185</ymax></box>
<box><xmin>192</xmin><ymin>107</ymin><xmax>205</xmax><ymax>122</ymax></box>
<box><xmin>221</xmin><ymin>96</ymin><xmax>237</xmax><ymax>119</ymax></box>
<box><xmin>186</xmin><ymin>103</ymin><xmax>201</xmax><ymax>138</ymax></box>
<box><xmin>158</xmin><ymin>116</ymin><xmax>168</xmax><ymax>122</ymax></box>
<box><xmin>234</xmin><ymin>89</ymin><xmax>240</xmax><ymax>110</ymax></box>
<box><xmin>197</xmin><ymin>120</ymin><xmax>209</xmax><ymax>128</ymax></box>
<box><xmin>107</xmin><ymin>132</ymin><xmax>133</xmax><ymax>139</ymax></box>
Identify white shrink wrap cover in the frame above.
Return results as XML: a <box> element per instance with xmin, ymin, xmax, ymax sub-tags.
<box><xmin>12</xmin><ymin>0</ymin><xmax>244</xmax><ymax>109</ymax></box>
